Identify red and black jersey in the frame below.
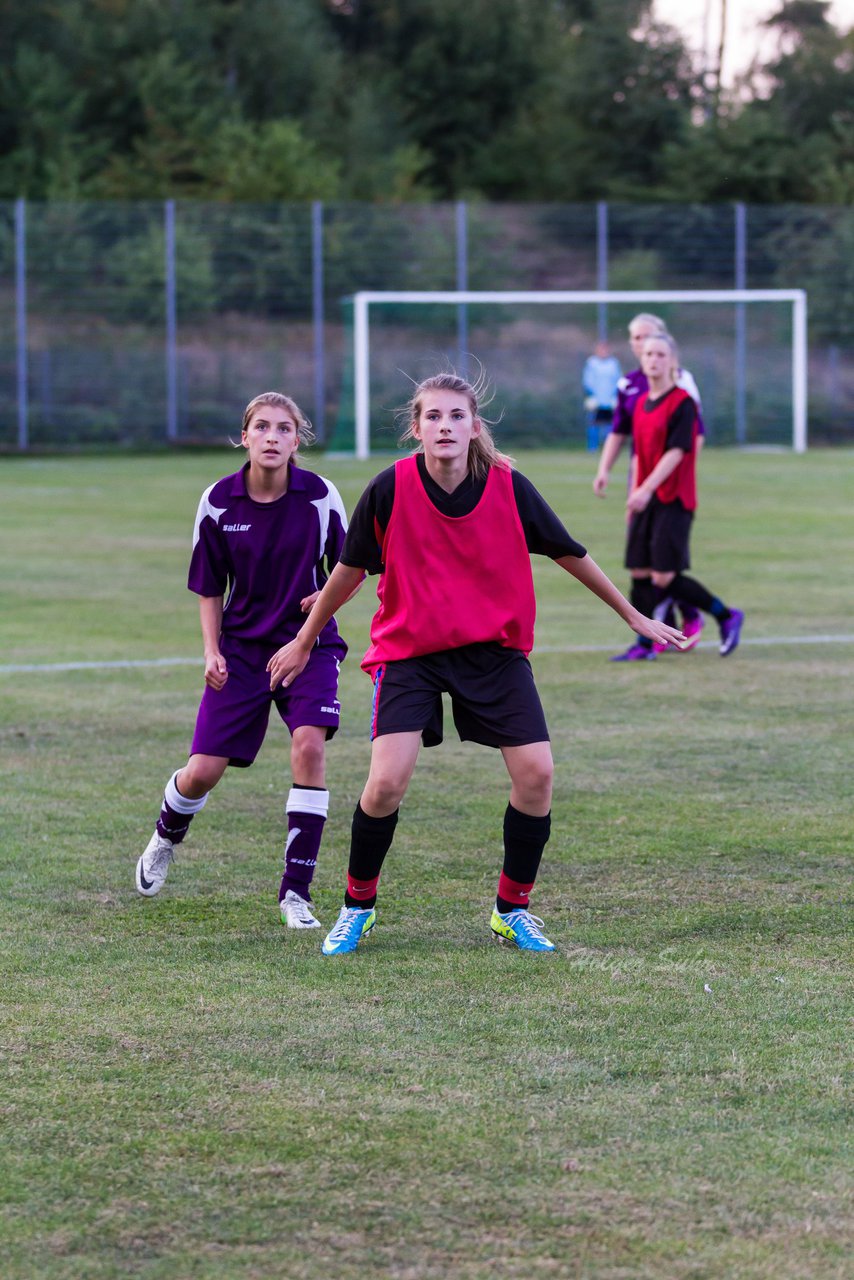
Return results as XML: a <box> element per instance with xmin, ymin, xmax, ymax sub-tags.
<box><xmin>361</xmin><ymin>456</ymin><xmax>537</xmax><ymax>673</ymax></box>
<box><xmin>633</xmin><ymin>387</ymin><xmax>698</xmax><ymax>510</ymax></box>
<box><xmin>341</xmin><ymin>453</ymin><xmax>587</xmax><ymax>574</ymax></box>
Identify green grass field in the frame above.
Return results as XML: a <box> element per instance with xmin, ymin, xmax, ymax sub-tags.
<box><xmin>1</xmin><ymin>448</ymin><xmax>851</xmax><ymax>1279</ymax></box>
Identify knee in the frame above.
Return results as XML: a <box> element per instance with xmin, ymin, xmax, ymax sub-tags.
<box><xmin>651</xmin><ymin>571</ymin><xmax>675</xmax><ymax>590</ymax></box>
<box><xmin>517</xmin><ymin>760</ymin><xmax>554</xmax><ymax>809</ymax></box>
<box><xmin>291</xmin><ymin>736</ymin><xmax>326</xmax><ymax>783</ymax></box>
<box><xmin>179</xmin><ymin>757</ymin><xmax>223</xmax><ymax>797</ymax></box>
<box><xmin>362</xmin><ymin>769</ymin><xmax>408</xmax><ymax>815</ymax></box>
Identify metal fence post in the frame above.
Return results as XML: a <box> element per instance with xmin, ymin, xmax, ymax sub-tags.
<box><xmin>165</xmin><ymin>199</ymin><xmax>178</xmax><ymax>442</ymax></box>
<box><xmin>354</xmin><ymin>293</ymin><xmax>370</xmax><ymax>460</ymax></box>
<box><xmin>15</xmin><ymin>197</ymin><xmax>28</xmax><ymax>450</ymax></box>
<box><xmin>793</xmin><ymin>289</ymin><xmax>808</xmax><ymax>453</ymax></box>
<box><xmin>312</xmin><ymin>200</ymin><xmax>326</xmax><ymax>442</ymax></box>
<box><xmin>456</xmin><ymin>200</ymin><xmax>468</xmax><ymax>377</ymax></box>
<box><xmin>734</xmin><ymin>203</ymin><xmax>747</xmax><ymax>445</ymax></box>
<box><xmin>596</xmin><ymin>201</ymin><xmax>609</xmax><ymax>341</ymax></box>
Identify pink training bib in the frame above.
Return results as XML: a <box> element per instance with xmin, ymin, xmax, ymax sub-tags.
<box><xmin>362</xmin><ymin>456</ymin><xmax>536</xmax><ymax>674</ymax></box>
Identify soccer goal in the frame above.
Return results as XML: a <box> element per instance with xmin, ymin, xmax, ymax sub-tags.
<box><xmin>350</xmin><ymin>289</ymin><xmax>808</xmax><ymax>458</ymax></box>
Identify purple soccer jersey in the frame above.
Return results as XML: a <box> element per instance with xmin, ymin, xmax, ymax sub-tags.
<box><xmin>186</xmin><ymin>461</ymin><xmax>348</xmax><ymax>765</ymax></box>
<box><xmin>612</xmin><ymin>367</ymin><xmax>706</xmax><ymax>438</ymax></box>
<box><xmin>189</xmin><ymin>462</ymin><xmax>348</xmax><ymax>652</ymax></box>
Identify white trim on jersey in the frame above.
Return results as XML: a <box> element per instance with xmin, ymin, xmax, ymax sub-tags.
<box><xmin>192</xmin><ymin>483</ymin><xmax>228</xmax><ymax>549</ymax></box>
<box><xmin>676</xmin><ymin>367</ymin><xmax>702</xmax><ymax>408</ymax></box>
<box><xmin>310</xmin><ymin>476</ymin><xmax>348</xmax><ymax>565</ymax></box>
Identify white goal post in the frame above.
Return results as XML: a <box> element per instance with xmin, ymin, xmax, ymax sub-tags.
<box><xmin>352</xmin><ymin>289</ymin><xmax>808</xmax><ymax>458</ymax></box>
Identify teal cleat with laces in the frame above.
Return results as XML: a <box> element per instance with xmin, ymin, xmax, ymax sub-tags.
<box><xmin>321</xmin><ymin>906</ymin><xmax>376</xmax><ymax>956</ymax></box>
<box><xmin>490</xmin><ymin>907</ymin><xmax>556</xmax><ymax>952</ymax></box>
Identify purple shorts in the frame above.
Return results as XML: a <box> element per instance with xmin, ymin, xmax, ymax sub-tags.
<box><xmin>191</xmin><ymin>641</ymin><xmax>342</xmax><ymax>768</ymax></box>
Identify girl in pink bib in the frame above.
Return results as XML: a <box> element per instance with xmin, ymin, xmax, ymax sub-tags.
<box><xmin>268</xmin><ymin>371</ymin><xmax>683</xmax><ymax>955</ymax></box>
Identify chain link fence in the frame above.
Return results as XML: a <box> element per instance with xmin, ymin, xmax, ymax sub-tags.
<box><xmin>1</xmin><ymin>201</ymin><xmax>852</xmax><ymax>451</ymax></box>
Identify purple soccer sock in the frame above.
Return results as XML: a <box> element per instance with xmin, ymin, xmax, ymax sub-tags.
<box><xmin>279</xmin><ymin>787</ymin><xmax>329</xmax><ymax>903</ymax></box>
<box><xmin>155</xmin><ymin>770</ymin><xmax>208</xmax><ymax>845</ymax></box>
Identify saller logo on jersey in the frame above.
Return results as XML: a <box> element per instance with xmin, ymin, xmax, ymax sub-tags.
<box><xmin>223</xmin><ymin>523</ymin><xmax>252</xmax><ymax>532</ymax></box>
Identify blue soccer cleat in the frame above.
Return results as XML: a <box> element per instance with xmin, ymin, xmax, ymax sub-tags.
<box><xmin>321</xmin><ymin>906</ymin><xmax>376</xmax><ymax>956</ymax></box>
<box><xmin>490</xmin><ymin>908</ymin><xmax>556</xmax><ymax>952</ymax></box>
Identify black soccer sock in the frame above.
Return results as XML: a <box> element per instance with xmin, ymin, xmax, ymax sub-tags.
<box><xmin>652</xmin><ymin>583</ymin><xmax>674</xmax><ymax>622</ymax></box>
<box><xmin>496</xmin><ymin>805</ymin><xmax>551</xmax><ymax>913</ymax></box>
<box><xmin>629</xmin><ymin>579</ymin><xmax>655</xmax><ymax>648</ymax></box>
<box><xmin>669</xmin><ymin>574</ymin><xmax>730</xmax><ymax>621</ymax></box>
<box><xmin>343</xmin><ymin>803</ymin><xmax>399</xmax><ymax>909</ymax></box>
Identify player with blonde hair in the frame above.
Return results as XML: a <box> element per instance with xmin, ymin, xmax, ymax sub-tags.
<box><xmin>601</xmin><ymin>334</ymin><xmax>744</xmax><ymax>661</ymax></box>
<box><xmin>268</xmin><ymin>369</ymin><xmax>683</xmax><ymax>955</ymax></box>
<box><xmin>594</xmin><ymin>313</ymin><xmax>712</xmax><ymax>649</ymax></box>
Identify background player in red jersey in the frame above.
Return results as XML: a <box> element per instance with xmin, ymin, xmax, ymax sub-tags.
<box><xmin>135</xmin><ymin>392</ymin><xmax>350</xmax><ymax>930</ymax></box>
<box><xmin>594</xmin><ymin>312</ymin><xmax>708</xmax><ymax>648</ymax></box>
<box><xmin>605</xmin><ymin>334</ymin><xmax>744</xmax><ymax>662</ymax></box>
<box><xmin>267</xmin><ymin>371</ymin><xmax>684</xmax><ymax>957</ymax></box>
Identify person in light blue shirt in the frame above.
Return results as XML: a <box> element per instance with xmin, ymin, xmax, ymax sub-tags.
<box><xmin>582</xmin><ymin>340</ymin><xmax>622</xmax><ymax>449</ymax></box>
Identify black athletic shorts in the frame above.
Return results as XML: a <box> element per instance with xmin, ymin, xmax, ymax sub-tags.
<box><xmin>625</xmin><ymin>497</ymin><xmax>693</xmax><ymax>574</ymax></box>
<box><xmin>369</xmin><ymin>643</ymin><xmax>549</xmax><ymax>749</ymax></box>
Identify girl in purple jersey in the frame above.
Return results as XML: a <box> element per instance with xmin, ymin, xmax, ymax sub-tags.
<box><xmin>266</xmin><ymin>371</ymin><xmax>683</xmax><ymax>957</ymax></box>
<box><xmin>135</xmin><ymin>392</ymin><xmax>350</xmax><ymax>931</ymax></box>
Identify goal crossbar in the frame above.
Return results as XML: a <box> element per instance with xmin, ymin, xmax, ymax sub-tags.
<box><xmin>352</xmin><ymin>288</ymin><xmax>808</xmax><ymax>457</ymax></box>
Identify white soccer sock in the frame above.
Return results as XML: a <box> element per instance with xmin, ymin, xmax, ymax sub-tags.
<box><xmin>286</xmin><ymin>787</ymin><xmax>330</xmax><ymax>818</ymax></box>
<box><xmin>164</xmin><ymin>770</ymin><xmax>209</xmax><ymax>815</ymax></box>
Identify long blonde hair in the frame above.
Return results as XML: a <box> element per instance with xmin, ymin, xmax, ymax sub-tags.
<box><xmin>398</xmin><ymin>371</ymin><xmax>514</xmax><ymax>480</ymax></box>
<box><xmin>239</xmin><ymin>391</ymin><xmax>315</xmax><ymax>462</ymax></box>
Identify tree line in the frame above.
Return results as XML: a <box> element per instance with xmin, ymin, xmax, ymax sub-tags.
<box><xmin>1</xmin><ymin>0</ymin><xmax>852</xmax><ymax>203</ymax></box>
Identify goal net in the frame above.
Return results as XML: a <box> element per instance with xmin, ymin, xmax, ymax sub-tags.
<box><xmin>340</xmin><ymin>290</ymin><xmax>807</xmax><ymax>458</ymax></box>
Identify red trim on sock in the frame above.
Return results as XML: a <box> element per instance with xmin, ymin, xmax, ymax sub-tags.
<box><xmin>497</xmin><ymin>872</ymin><xmax>534</xmax><ymax>906</ymax></box>
<box><xmin>347</xmin><ymin>874</ymin><xmax>380</xmax><ymax>902</ymax></box>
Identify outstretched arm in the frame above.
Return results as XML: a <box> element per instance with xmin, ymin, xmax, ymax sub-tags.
<box><xmin>555</xmin><ymin>553</ymin><xmax>685</xmax><ymax>648</ymax></box>
<box><xmin>267</xmin><ymin>562</ymin><xmax>366</xmax><ymax>690</ymax></box>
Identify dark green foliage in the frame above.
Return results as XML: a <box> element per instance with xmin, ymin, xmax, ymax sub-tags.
<box><xmin>1</xmin><ymin>0</ymin><xmax>853</xmax><ymax>203</ymax></box>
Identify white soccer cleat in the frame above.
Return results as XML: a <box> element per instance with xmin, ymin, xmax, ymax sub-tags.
<box><xmin>280</xmin><ymin>889</ymin><xmax>321</xmax><ymax>929</ymax></box>
<box><xmin>135</xmin><ymin>831</ymin><xmax>175</xmax><ymax>897</ymax></box>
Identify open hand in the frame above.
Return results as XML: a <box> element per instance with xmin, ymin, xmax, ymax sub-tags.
<box><xmin>632</xmin><ymin>615</ymin><xmax>687</xmax><ymax>651</ymax></box>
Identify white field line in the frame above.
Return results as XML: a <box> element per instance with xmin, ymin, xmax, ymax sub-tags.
<box><xmin>1</xmin><ymin>634</ymin><xmax>853</xmax><ymax>675</ymax></box>
<box><xmin>0</xmin><ymin>657</ymin><xmax>201</xmax><ymax>674</ymax></box>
